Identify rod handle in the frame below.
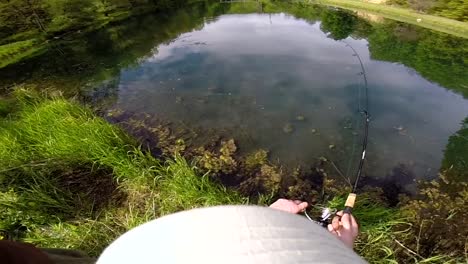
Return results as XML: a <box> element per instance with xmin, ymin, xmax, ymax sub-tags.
<box><xmin>343</xmin><ymin>206</ymin><xmax>353</xmax><ymax>214</ymax></box>
<box><xmin>343</xmin><ymin>193</ymin><xmax>356</xmax><ymax>214</ymax></box>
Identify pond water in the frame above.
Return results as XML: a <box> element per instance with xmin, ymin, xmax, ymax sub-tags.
<box><xmin>1</xmin><ymin>2</ymin><xmax>467</xmax><ymax>191</ymax></box>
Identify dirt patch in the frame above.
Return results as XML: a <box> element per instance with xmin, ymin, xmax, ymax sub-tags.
<box><xmin>55</xmin><ymin>165</ymin><xmax>125</xmax><ymax>215</ymax></box>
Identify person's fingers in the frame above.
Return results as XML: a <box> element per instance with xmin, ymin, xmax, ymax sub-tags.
<box><xmin>341</xmin><ymin>213</ymin><xmax>352</xmax><ymax>229</ymax></box>
<box><xmin>332</xmin><ymin>211</ymin><xmax>343</xmax><ymax>230</ymax></box>
<box><xmin>350</xmin><ymin>214</ymin><xmax>358</xmax><ymax>229</ymax></box>
<box><xmin>349</xmin><ymin>214</ymin><xmax>359</xmax><ymax>238</ymax></box>
<box><xmin>332</xmin><ymin>215</ymin><xmax>340</xmax><ymax>231</ymax></box>
<box><xmin>297</xmin><ymin>202</ymin><xmax>308</xmax><ymax>212</ymax></box>
<box><xmin>327</xmin><ymin>224</ymin><xmax>337</xmax><ymax>235</ymax></box>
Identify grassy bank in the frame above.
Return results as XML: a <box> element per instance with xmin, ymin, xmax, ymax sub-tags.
<box><xmin>0</xmin><ymin>90</ymin><xmax>466</xmax><ymax>263</ymax></box>
<box><xmin>309</xmin><ymin>0</ymin><xmax>468</xmax><ymax>38</ymax></box>
<box><xmin>0</xmin><ymin>89</ymin><xmax>245</xmax><ymax>255</ymax></box>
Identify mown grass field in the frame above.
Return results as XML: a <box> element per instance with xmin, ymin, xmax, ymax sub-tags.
<box><xmin>311</xmin><ymin>0</ymin><xmax>468</xmax><ymax>38</ymax></box>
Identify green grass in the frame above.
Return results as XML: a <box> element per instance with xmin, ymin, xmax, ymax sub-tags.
<box><xmin>0</xmin><ymin>40</ymin><xmax>46</xmax><ymax>69</ymax></box>
<box><xmin>17</xmin><ymin>154</ymin><xmax>246</xmax><ymax>255</ymax></box>
<box><xmin>0</xmin><ymin>89</ymin><xmax>245</xmax><ymax>254</ymax></box>
<box><xmin>158</xmin><ymin>155</ymin><xmax>247</xmax><ymax>215</ymax></box>
<box><xmin>309</xmin><ymin>0</ymin><xmax>468</xmax><ymax>39</ymax></box>
<box><xmin>326</xmin><ymin>196</ymin><xmax>403</xmax><ymax>263</ymax></box>
<box><xmin>0</xmin><ymin>88</ymin><xmax>154</xmax><ymax>183</ymax></box>
<box><xmin>0</xmin><ymin>98</ymin><xmax>16</xmax><ymax>117</ymax></box>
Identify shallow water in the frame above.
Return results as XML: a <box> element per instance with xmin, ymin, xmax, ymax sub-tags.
<box><xmin>2</xmin><ymin>3</ymin><xmax>467</xmax><ymax>191</ymax></box>
<box><xmin>109</xmin><ymin>13</ymin><xmax>468</xmax><ymax>187</ymax></box>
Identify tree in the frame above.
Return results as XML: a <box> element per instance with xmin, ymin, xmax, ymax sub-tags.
<box><xmin>320</xmin><ymin>9</ymin><xmax>358</xmax><ymax>40</ymax></box>
<box><xmin>441</xmin><ymin>117</ymin><xmax>468</xmax><ymax>181</ymax></box>
<box><xmin>434</xmin><ymin>0</ymin><xmax>468</xmax><ymax>21</ymax></box>
<box><xmin>367</xmin><ymin>22</ymin><xmax>468</xmax><ymax>98</ymax></box>
<box><xmin>408</xmin><ymin>0</ymin><xmax>435</xmax><ymax>12</ymax></box>
<box><xmin>0</xmin><ymin>0</ymin><xmax>48</xmax><ymax>40</ymax></box>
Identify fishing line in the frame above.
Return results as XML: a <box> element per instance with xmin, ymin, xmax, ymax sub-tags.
<box><xmin>303</xmin><ymin>40</ymin><xmax>370</xmax><ymax>225</ymax></box>
<box><xmin>346</xmin><ymin>43</ymin><xmax>365</xmax><ymax>179</ymax></box>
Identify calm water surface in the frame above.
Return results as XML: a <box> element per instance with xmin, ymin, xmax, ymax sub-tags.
<box><xmin>107</xmin><ymin>13</ymin><xmax>468</xmax><ymax>187</ymax></box>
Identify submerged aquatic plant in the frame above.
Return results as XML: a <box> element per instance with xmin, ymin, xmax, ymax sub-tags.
<box><xmin>198</xmin><ymin>139</ymin><xmax>238</xmax><ymax>174</ymax></box>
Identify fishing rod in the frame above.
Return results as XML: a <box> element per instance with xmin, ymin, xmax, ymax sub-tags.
<box><xmin>342</xmin><ymin>41</ymin><xmax>370</xmax><ymax>215</ymax></box>
<box><xmin>303</xmin><ymin>41</ymin><xmax>370</xmax><ymax>225</ymax></box>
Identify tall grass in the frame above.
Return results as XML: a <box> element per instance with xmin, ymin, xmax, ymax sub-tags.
<box><xmin>0</xmin><ymin>88</ymin><xmax>154</xmax><ymax>183</ymax></box>
<box><xmin>19</xmin><ymin>155</ymin><xmax>246</xmax><ymax>255</ymax></box>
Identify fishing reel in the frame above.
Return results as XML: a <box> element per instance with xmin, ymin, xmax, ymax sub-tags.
<box><xmin>304</xmin><ymin>207</ymin><xmax>337</xmax><ymax>228</ymax></box>
<box><xmin>304</xmin><ymin>192</ymin><xmax>358</xmax><ymax>229</ymax></box>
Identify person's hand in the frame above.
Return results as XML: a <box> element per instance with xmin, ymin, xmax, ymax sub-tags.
<box><xmin>269</xmin><ymin>198</ymin><xmax>308</xmax><ymax>214</ymax></box>
<box><xmin>327</xmin><ymin>211</ymin><xmax>359</xmax><ymax>249</ymax></box>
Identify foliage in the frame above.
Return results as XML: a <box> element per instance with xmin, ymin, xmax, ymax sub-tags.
<box><xmin>408</xmin><ymin>0</ymin><xmax>436</xmax><ymax>12</ymax></box>
<box><xmin>0</xmin><ymin>39</ymin><xmax>45</xmax><ymax>69</ymax></box>
<box><xmin>387</xmin><ymin>0</ymin><xmax>468</xmax><ymax>21</ymax></box>
<box><xmin>433</xmin><ymin>0</ymin><xmax>468</xmax><ymax>21</ymax></box>
<box><xmin>259</xmin><ymin>2</ymin><xmax>467</xmax><ymax>98</ymax></box>
<box><xmin>320</xmin><ymin>9</ymin><xmax>358</xmax><ymax>40</ymax></box>
<box><xmin>395</xmin><ymin>118</ymin><xmax>468</xmax><ymax>261</ymax></box>
<box><xmin>1</xmin><ymin>1</ymin><xmax>466</xmax><ymax>101</ymax></box>
<box><xmin>317</xmin><ymin>0</ymin><xmax>468</xmax><ymax>37</ymax></box>
<box><xmin>0</xmin><ymin>0</ymin><xmax>195</xmax><ymax>69</ymax></box>
<box><xmin>0</xmin><ymin>0</ymin><xmax>188</xmax><ymax>40</ymax></box>
<box><xmin>400</xmin><ymin>175</ymin><xmax>468</xmax><ymax>261</ymax></box>
<box><xmin>326</xmin><ymin>190</ymin><xmax>465</xmax><ymax>263</ymax></box>
<box><xmin>441</xmin><ymin>117</ymin><xmax>468</xmax><ymax>179</ymax></box>
<box><xmin>0</xmin><ymin>2</ymin><xmax>226</xmax><ymax>92</ymax></box>
<box><xmin>367</xmin><ymin>21</ymin><xmax>468</xmax><ymax>98</ymax></box>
